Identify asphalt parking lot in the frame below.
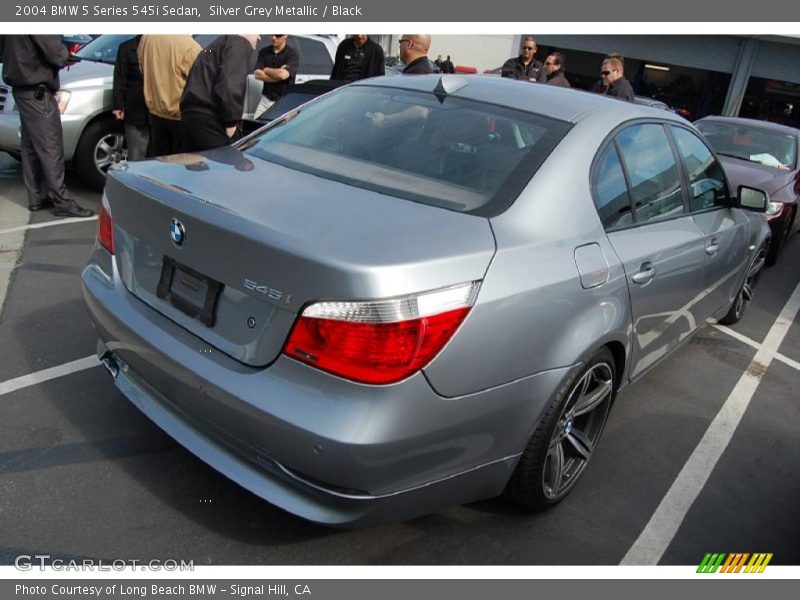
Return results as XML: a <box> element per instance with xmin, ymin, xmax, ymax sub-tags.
<box><xmin>0</xmin><ymin>151</ymin><xmax>798</xmax><ymax>566</ymax></box>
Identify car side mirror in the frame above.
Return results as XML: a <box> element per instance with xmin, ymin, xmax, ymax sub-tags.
<box><xmin>737</xmin><ymin>185</ymin><xmax>768</xmax><ymax>212</ymax></box>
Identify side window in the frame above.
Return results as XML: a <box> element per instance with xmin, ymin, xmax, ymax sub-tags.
<box><xmin>670</xmin><ymin>126</ymin><xmax>729</xmax><ymax>212</ymax></box>
<box><xmin>295</xmin><ymin>38</ymin><xmax>333</xmax><ymax>75</ymax></box>
<box><xmin>592</xmin><ymin>144</ymin><xmax>633</xmax><ymax>229</ymax></box>
<box><xmin>616</xmin><ymin>124</ymin><xmax>685</xmax><ymax>224</ymax></box>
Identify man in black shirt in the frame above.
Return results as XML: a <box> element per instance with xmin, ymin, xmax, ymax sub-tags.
<box><xmin>330</xmin><ymin>35</ymin><xmax>385</xmax><ymax>81</ymax></box>
<box><xmin>400</xmin><ymin>35</ymin><xmax>440</xmax><ymax>75</ymax></box>
<box><xmin>2</xmin><ymin>35</ymin><xmax>93</xmax><ymax>217</ymax></box>
<box><xmin>253</xmin><ymin>34</ymin><xmax>300</xmax><ymax>119</ymax></box>
<box><xmin>442</xmin><ymin>55</ymin><xmax>455</xmax><ymax>74</ymax></box>
<box><xmin>601</xmin><ymin>56</ymin><xmax>635</xmax><ymax>102</ymax></box>
<box><xmin>112</xmin><ymin>35</ymin><xmax>149</xmax><ymax>160</ymax></box>
<box><xmin>179</xmin><ymin>35</ymin><xmax>258</xmax><ymax>152</ymax></box>
<box><xmin>501</xmin><ymin>36</ymin><xmax>543</xmax><ymax>83</ymax></box>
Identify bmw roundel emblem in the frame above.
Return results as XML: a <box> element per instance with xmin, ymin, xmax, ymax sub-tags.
<box><xmin>170</xmin><ymin>218</ymin><xmax>186</xmax><ymax>247</ymax></box>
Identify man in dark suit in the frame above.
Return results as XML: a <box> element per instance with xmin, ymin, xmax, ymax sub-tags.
<box><xmin>2</xmin><ymin>35</ymin><xmax>93</xmax><ymax>217</ymax></box>
<box><xmin>330</xmin><ymin>35</ymin><xmax>385</xmax><ymax>81</ymax></box>
<box><xmin>112</xmin><ymin>35</ymin><xmax>149</xmax><ymax>160</ymax></box>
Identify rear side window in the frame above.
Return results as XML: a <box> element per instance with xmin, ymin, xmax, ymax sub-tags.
<box><xmin>592</xmin><ymin>144</ymin><xmax>633</xmax><ymax>229</ymax></box>
<box><xmin>293</xmin><ymin>38</ymin><xmax>333</xmax><ymax>74</ymax></box>
<box><xmin>240</xmin><ymin>86</ymin><xmax>571</xmax><ymax>216</ymax></box>
<box><xmin>670</xmin><ymin>126</ymin><xmax>729</xmax><ymax>212</ymax></box>
<box><xmin>616</xmin><ymin>124</ymin><xmax>685</xmax><ymax>224</ymax></box>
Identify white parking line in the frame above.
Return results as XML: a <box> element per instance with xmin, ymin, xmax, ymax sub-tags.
<box><xmin>714</xmin><ymin>324</ymin><xmax>800</xmax><ymax>374</ymax></box>
<box><xmin>0</xmin><ymin>215</ymin><xmax>98</xmax><ymax>236</ymax></box>
<box><xmin>0</xmin><ymin>355</ymin><xmax>99</xmax><ymax>398</ymax></box>
<box><xmin>621</xmin><ymin>280</ymin><xmax>800</xmax><ymax>565</ymax></box>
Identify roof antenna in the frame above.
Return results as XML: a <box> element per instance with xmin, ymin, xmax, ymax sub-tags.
<box><xmin>433</xmin><ymin>75</ymin><xmax>470</xmax><ymax>102</ymax></box>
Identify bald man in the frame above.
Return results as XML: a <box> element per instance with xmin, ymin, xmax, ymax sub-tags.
<box><xmin>400</xmin><ymin>35</ymin><xmax>440</xmax><ymax>75</ymax></box>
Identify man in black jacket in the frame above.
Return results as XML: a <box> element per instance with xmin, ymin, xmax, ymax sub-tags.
<box><xmin>112</xmin><ymin>35</ymin><xmax>149</xmax><ymax>160</ymax></box>
<box><xmin>179</xmin><ymin>35</ymin><xmax>259</xmax><ymax>152</ymax></box>
<box><xmin>2</xmin><ymin>35</ymin><xmax>93</xmax><ymax>217</ymax></box>
<box><xmin>601</xmin><ymin>56</ymin><xmax>635</xmax><ymax>102</ymax></box>
<box><xmin>400</xmin><ymin>35</ymin><xmax>440</xmax><ymax>75</ymax></box>
<box><xmin>543</xmin><ymin>52</ymin><xmax>571</xmax><ymax>88</ymax></box>
<box><xmin>501</xmin><ymin>37</ymin><xmax>543</xmax><ymax>83</ymax></box>
<box><xmin>330</xmin><ymin>35</ymin><xmax>385</xmax><ymax>81</ymax></box>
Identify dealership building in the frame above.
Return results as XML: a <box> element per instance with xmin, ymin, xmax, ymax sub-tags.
<box><xmin>382</xmin><ymin>34</ymin><xmax>800</xmax><ymax>126</ymax></box>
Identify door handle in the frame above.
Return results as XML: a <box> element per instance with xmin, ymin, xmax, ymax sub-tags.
<box><xmin>631</xmin><ymin>263</ymin><xmax>656</xmax><ymax>285</ymax></box>
<box><xmin>706</xmin><ymin>239</ymin><xmax>720</xmax><ymax>256</ymax></box>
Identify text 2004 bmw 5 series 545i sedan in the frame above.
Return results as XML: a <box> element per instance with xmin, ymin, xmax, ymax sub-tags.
<box><xmin>81</xmin><ymin>75</ymin><xmax>770</xmax><ymax>526</ymax></box>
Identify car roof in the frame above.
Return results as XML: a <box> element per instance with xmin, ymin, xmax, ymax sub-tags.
<box><xmin>353</xmin><ymin>74</ymin><xmax>687</xmax><ymax>125</ymax></box>
<box><xmin>695</xmin><ymin>115</ymin><xmax>800</xmax><ymax>137</ymax></box>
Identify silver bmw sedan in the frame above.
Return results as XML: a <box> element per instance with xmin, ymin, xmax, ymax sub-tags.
<box><xmin>82</xmin><ymin>75</ymin><xmax>770</xmax><ymax>526</ymax></box>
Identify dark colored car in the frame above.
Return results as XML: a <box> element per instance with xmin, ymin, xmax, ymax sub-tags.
<box><xmin>696</xmin><ymin>116</ymin><xmax>799</xmax><ymax>264</ymax></box>
<box><xmin>241</xmin><ymin>79</ymin><xmax>347</xmax><ymax>135</ymax></box>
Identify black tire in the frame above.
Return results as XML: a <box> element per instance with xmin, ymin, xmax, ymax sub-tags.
<box><xmin>74</xmin><ymin>117</ymin><xmax>126</xmax><ymax>191</ymax></box>
<box><xmin>504</xmin><ymin>347</ymin><xmax>616</xmax><ymax>510</ymax></box>
<box><xmin>719</xmin><ymin>243</ymin><xmax>767</xmax><ymax>325</ymax></box>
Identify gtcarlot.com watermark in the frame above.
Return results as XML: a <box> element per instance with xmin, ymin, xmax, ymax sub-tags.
<box><xmin>14</xmin><ymin>554</ymin><xmax>194</xmax><ymax>572</ymax></box>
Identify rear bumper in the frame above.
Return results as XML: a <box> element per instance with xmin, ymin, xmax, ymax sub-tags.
<box><xmin>81</xmin><ymin>250</ymin><xmax>568</xmax><ymax>526</ymax></box>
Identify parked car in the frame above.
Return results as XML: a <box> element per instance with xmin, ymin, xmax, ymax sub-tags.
<box><xmin>0</xmin><ymin>34</ymin><xmax>336</xmax><ymax>190</ymax></box>
<box><xmin>241</xmin><ymin>79</ymin><xmax>346</xmax><ymax>135</ymax></box>
<box><xmin>695</xmin><ymin>116</ymin><xmax>799</xmax><ymax>264</ymax></box>
<box><xmin>634</xmin><ymin>96</ymin><xmax>670</xmax><ymax>111</ymax></box>
<box><xmin>82</xmin><ymin>76</ymin><xmax>770</xmax><ymax>526</ymax></box>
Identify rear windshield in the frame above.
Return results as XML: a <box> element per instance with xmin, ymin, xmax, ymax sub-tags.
<box><xmin>239</xmin><ymin>85</ymin><xmax>571</xmax><ymax>216</ymax></box>
<box><xmin>697</xmin><ymin>121</ymin><xmax>798</xmax><ymax>170</ymax></box>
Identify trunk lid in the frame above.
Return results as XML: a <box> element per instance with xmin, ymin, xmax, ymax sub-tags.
<box><xmin>105</xmin><ymin>147</ymin><xmax>496</xmax><ymax>367</ymax></box>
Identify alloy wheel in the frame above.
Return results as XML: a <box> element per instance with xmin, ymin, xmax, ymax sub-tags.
<box><xmin>542</xmin><ymin>362</ymin><xmax>614</xmax><ymax>500</ymax></box>
<box><xmin>94</xmin><ymin>133</ymin><xmax>127</xmax><ymax>175</ymax></box>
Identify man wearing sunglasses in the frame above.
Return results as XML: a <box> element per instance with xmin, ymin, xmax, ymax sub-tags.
<box><xmin>600</xmin><ymin>56</ymin><xmax>635</xmax><ymax>102</ymax></box>
<box><xmin>254</xmin><ymin>34</ymin><xmax>300</xmax><ymax>119</ymax></box>
<box><xmin>399</xmin><ymin>35</ymin><xmax>439</xmax><ymax>75</ymax></box>
<box><xmin>501</xmin><ymin>36</ymin><xmax>543</xmax><ymax>83</ymax></box>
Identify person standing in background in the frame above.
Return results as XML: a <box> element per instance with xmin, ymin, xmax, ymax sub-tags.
<box><xmin>138</xmin><ymin>34</ymin><xmax>201</xmax><ymax>156</ymax></box>
<box><xmin>400</xmin><ymin>35</ymin><xmax>439</xmax><ymax>75</ymax></box>
<box><xmin>112</xmin><ymin>35</ymin><xmax>149</xmax><ymax>160</ymax></box>
<box><xmin>180</xmin><ymin>35</ymin><xmax>259</xmax><ymax>152</ymax></box>
<box><xmin>2</xmin><ymin>35</ymin><xmax>93</xmax><ymax>217</ymax></box>
<box><xmin>330</xmin><ymin>35</ymin><xmax>385</xmax><ymax>81</ymax></box>
<box><xmin>501</xmin><ymin>37</ymin><xmax>543</xmax><ymax>82</ymax></box>
<box><xmin>253</xmin><ymin>34</ymin><xmax>299</xmax><ymax>119</ymax></box>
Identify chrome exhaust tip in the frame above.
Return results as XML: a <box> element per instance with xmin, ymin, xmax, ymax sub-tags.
<box><xmin>100</xmin><ymin>354</ymin><xmax>120</xmax><ymax>380</ymax></box>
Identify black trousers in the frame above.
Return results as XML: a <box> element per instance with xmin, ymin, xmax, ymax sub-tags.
<box><xmin>13</xmin><ymin>87</ymin><xmax>71</xmax><ymax>208</ymax></box>
<box><xmin>149</xmin><ymin>114</ymin><xmax>182</xmax><ymax>157</ymax></box>
<box><xmin>180</xmin><ymin>113</ymin><xmax>236</xmax><ymax>153</ymax></box>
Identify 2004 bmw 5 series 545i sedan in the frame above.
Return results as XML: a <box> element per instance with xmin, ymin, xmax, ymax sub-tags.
<box><xmin>81</xmin><ymin>75</ymin><xmax>770</xmax><ymax>527</ymax></box>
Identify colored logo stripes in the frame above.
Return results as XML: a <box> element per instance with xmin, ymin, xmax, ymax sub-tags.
<box><xmin>697</xmin><ymin>552</ymin><xmax>773</xmax><ymax>573</ymax></box>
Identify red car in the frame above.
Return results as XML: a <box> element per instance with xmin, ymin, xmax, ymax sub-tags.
<box><xmin>696</xmin><ymin>116</ymin><xmax>799</xmax><ymax>264</ymax></box>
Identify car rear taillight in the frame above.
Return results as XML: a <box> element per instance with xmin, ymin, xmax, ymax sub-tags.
<box><xmin>97</xmin><ymin>196</ymin><xmax>114</xmax><ymax>254</ymax></box>
<box><xmin>283</xmin><ymin>282</ymin><xmax>481</xmax><ymax>385</ymax></box>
